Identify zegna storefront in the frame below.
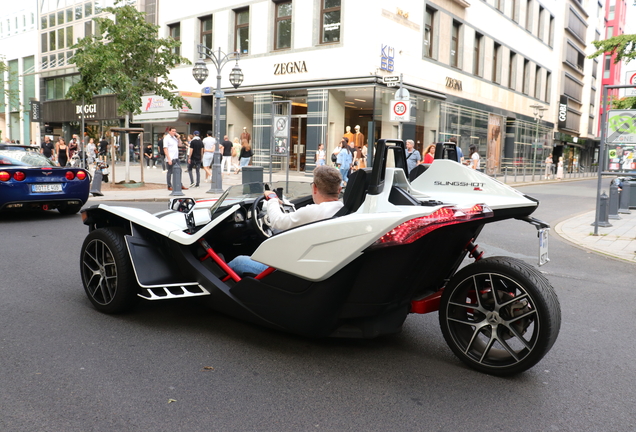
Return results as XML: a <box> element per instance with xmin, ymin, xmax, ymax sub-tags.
<box><xmin>214</xmin><ymin>75</ymin><xmax>554</xmax><ymax>175</ymax></box>
<box><xmin>41</xmin><ymin>94</ymin><xmax>124</xmax><ymax>143</ymax></box>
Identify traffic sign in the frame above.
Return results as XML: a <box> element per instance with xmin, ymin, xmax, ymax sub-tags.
<box><xmin>383</xmin><ymin>76</ymin><xmax>400</xmax><ymax>84</ymax></box>
<box><xmin>390</xmin><ymin>100</ymin><xmax>411</xmax><ymax>122</ymax></box>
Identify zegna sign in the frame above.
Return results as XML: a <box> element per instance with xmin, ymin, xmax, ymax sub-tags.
<box><xmin>274</xmin><ymin>60</ymin><xmax>308</xmax><ymax>75</ymax></box>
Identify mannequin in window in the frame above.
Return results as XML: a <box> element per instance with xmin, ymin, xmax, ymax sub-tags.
<box><xmin>240</xmin><ymin>127</ymin><xmax>251</xmax><ymax>145</ymax></box>
<box><xmin>343</xmin><ymin>126</ymin><xmax>354</xmax><ymax>147</ymax></box>
<box><xmin>353</xmin><ymin>125</ymin><xmax>365</xmax><ymax>148</ymax></box>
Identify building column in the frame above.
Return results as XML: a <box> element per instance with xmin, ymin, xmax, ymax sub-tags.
<box><xmin>252</xmin><ymin>93</ymin><xmax>272</xmax><ymax>167</ymax></box>
<box><xmin>305</xmin><ymin>89</ymin><xmax>328</xmax><ymax>174</ymax></box>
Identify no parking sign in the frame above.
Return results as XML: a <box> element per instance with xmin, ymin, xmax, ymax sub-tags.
<box><xmin>390</xmin><ymin>100</ymin><xmax>410</xmax><ymax>122</ymax></box>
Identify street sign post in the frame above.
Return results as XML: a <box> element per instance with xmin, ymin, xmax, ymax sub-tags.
<box><xmin>390</xmin><ymin>100</ymin><xmax>410</xmax><ymax>122</ymax></box>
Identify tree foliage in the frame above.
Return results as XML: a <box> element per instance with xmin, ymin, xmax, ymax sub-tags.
<box><xmin>589</xmin><ymin>34</ymin><xmax>636</xmax><ymax>110</ymax></box>
<box><xmin>66</xmin><ymin>0</ymin><xmax>191</xmax><ymax>116</ymax></box>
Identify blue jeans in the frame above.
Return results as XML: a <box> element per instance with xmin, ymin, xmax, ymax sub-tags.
<box><xmin>228</xmin><ymin>255</ymin><xmax>268</xmax><ymax>276</ymax></box>
<box><xmin>317</xmin><ymin>159</ymin><xmax>325</xmax><ymax>166</ymax></box>
<box><xmin>239</xmin><ymin>157</ymin><xmax>250</xmax><ymax>168</ymax></box>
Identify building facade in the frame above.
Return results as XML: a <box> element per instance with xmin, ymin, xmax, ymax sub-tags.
<box><xmin>0</xmin><ymin>1</ymin><xmax>38</xmax><ymax>144</ymax></box>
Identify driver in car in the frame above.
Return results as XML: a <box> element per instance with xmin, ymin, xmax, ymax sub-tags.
<box><xmin>228</xmin><ymin>165</ymin><xmax>343</xmax><ymax>276</ymax></box>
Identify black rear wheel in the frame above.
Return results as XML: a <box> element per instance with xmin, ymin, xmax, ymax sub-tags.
<box><xmin>439</xmin><ymin>257</ymin><xmax>561</xmax><ymax>376</ymax></box>
<box><xmin>80</xmin><ymin>227</ymin><xmax>139</xmax><ymax>313</ymax></box>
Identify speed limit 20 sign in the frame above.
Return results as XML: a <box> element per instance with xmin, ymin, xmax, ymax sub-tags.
<box><xmin>390</xmin><ymin>100</ymin><xmax>411</xmax><ymax>122</ymax></box>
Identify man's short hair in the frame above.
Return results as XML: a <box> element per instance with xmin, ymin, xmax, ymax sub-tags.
<box><xmin>406</xmin><ymin>139</ymin><xmax>414</xmax><ymax>146</ymax></box>
<box><xmin>313</xmin><ymin>165</ymin><xmax>342</xmax><ymax>196</ymax></box>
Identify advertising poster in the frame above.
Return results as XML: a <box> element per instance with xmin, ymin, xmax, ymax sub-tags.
<box><xmin>486</xmin><ymin>114</ymin><xmax>503</xmax><ymax>175</ymax></box>
<box><xmin>607</xmin><ymin>144</ymin><xmax>636</xmax><ymax>171</ymax></box>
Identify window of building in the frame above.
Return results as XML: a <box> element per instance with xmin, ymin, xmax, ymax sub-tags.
<box><xmin>57</xmin><ymin>28</ymin><xmax>64</xmax><ymax>49</ymax></box>
<box><xmin>49</xmin><ymin>31</ymin><xmax>56</xmax><ymax>51</ymax></box>
<box><xmin>607</xmin><ymin>26</ymin><xmax>614</xmax><ymax>38</ymax></box>
<box><xmin>567</xmin><ymin>8</ymin><xmax>586</xmax><ymax>42</ymax></box>
<box><xmin>564</xmin><ymin>73</ymin><xmax>583</xmax><ymax>101</ymax></box>
<box><xmin>609</xmin><ymin>5</ymin><xmax>615</xmax><ymax>20</ymax></box>
<box><xmin>75</xmin><ymin>5</ymin><xmax>83</xmax><ymax>20</ymax></box>
<box><xmin>49</xmin><ymin>13</ymin><xmax>55</xmax><ymax>28</ymax></box>
<box><xmin>592</xmin><ymin>59</ymin><xmax>598</xmax><ymax>78</ymax></box>
<box><xmin>509</xmin><ymin>51</ymin><xmax>516</xmax><ymax>89</ymax></box>
<box><xmin>590</xmin><ymin>87</ymin><xmax>596</xmax><ymax>108</ymax></box>
<box><xmin>534</xmin><ymin>66</ymin><xmax>541</xmax><ymax>99</ymax></box>
<box><xmin>511</xmin><ymin>0</ymin><xmax>518</xmax><ymax>21</ymax></box>
<box><xmin>41</xmin><ymin>32</ymin><xmax>47</xmax><ymax>53</ymax></box>
<box><xmin>41</xmin><ymin>16</ymin><xmax>47</xmax><ymax>29</ymax></box>
<box><xmin>169</xmin><ymin>23</ymin><xmax>180</xmax><ymax>56</ymax></box>
<box><xmin>85</xmin><ymin>20</ymin><xmax>92</xmax><ymax>37</ymax></box>
<box><xmin>473</xmin><ymin>33</ymin><xmax>482</xmax><ymax>76</ymax></box>
<box><xmin>495</xmin><ymin>0</ymin><xmax>504</xmax><ymax>12</ymax></box>
<box><xmin>450</xmin><ymin>20</ymin><xmax>461</xmax><ymax>68</ymax></box>
<box><xmin>67</xmin><ymin>8</ymin><xmax>73</xmax><ymax>23</ymax></box>
<box><xmin>493</xmin><ymin>42</ymin><xmax>501</xmax><ymax>83</ymax></box>
<box><xmin>424</xmin><ymin>7</ymin><xmax>435</xmax><ymax>58</ymax></box>
<box><xmin>604</xmin><ymin>55</ymin><xmax>611</xmax><ymax>79</ymax></box>
<box><xmin>565</xmin><ymin>42</ymin><xmax>585</xmax><ymax>71</ymax></box>
<box><xmin>274</xmin><ymin>1</ymin><xmax>292</xmax><ymax>50</ymax></box>
<box><xmin>525</xmin><ymin>0</ymin><xmax>532</xmax><ymax>32</ymax></box>
<box><xmin>548</xmin><ymin>15</ymin><xmax>554</xmax><ymax>46</ymax></box>
<box><xmin>200</xmin><ymin>15</ymin><xmax>213</xmax><ymax>50</ymax></box>
<box><xmin>320</xmin><ymin>0</ymin><xmax>341</xmax><ymax>44</ymax></box>
<box><xmin>522</xmin><ymin>58</ymin><xmax>530</xmax><ymax>94</ymax></box>
<box><xmin>85</xmin><ymin>2</ymin><xmax>93</xmax><ymax>17</ymax></box>
<box><xmin>66</xmin><ymin>26</ymin><xmax>73</xmax><ymax>47</ymax></box>
<box><xmin>545</xmin><ymin>71</ymin><xmax>551</xmax><ymax>102</ymax></box>
<box><xmin>57</xmin><ymin>10</ymin><xmax>64</xmax><ymax>26</ymax></box>
<box><xmin>235</xmin><ymin>8</ymin><xmax>249</xmax><ymax>55</ymax></box>
<box><xmin>538</xmin><ymin>6</ymin><xmax>545</xmax><ymax>40</ymax></box>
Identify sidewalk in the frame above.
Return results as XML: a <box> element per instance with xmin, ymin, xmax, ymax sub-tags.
<box><xmin>87</xmin><ymin>161</ymin><xmax>636</xmax><ymax>263</ymax></box>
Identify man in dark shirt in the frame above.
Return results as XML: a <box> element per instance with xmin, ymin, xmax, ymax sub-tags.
<box><xmin>187</xmin><ymin>131</ymin><xmax>204</xmax><ymax>188</ymax></box>
<box><xmin>221</xmin><ymin>135</ymin><xmax>233</xmax><ymax>173</ymax></box>
<box><xmin>98</xmin><ymin>136</ymin><xmax>109</xmax><ymax>162</ymax></box>
<box><xmin>40</xmin><ymin>136</ymin><xmax>55</xmax><ymax>161</ymax></box>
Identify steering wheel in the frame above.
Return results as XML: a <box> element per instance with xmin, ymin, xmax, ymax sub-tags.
<box><xmin>250</xmin><ymin>195</ymin><xmax>292</xmax><ymax>238</ymax></box>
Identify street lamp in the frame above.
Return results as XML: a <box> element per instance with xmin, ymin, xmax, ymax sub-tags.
<box><xmin>192</xmin><ymin>45</ymin><xmax>243</xmax><ymax>193</ymax></box>
<box><xmin>530</xmin><ymin>104</ymin><xmax>548</xmax><ymax>182</ymax></box>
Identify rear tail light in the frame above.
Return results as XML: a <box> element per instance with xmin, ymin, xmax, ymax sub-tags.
<box><xmin>371</xmin><ymin>204</ymin><xmax>493</xmax><ymax>249</ymax></box>
<box><xmin>76</xmin><ymin>170</ymin><xmax>87</xmax><ymax>180</ymax></box>
<box><xmin>65</xmin><ymin>171</ymin><xmax>76</xmax><ymax>180</ymax></box>
<box><xmin>0</xmin><ymin>171</ymin><xmax>10</xmax><ymax>182</ymax></box>
<box><xmin>13</xmin><ymin>171</ymin><xmax>26</xmax><ymax>181</ymax></box>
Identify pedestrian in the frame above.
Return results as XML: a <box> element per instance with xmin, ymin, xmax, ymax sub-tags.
<box><xmin>68</xmin><ymin>136</ymin><xmax>78</xmax><ymax>159</ymax></box>
<box><xmin>423</xmin><ymin>143</ymin><xmax>436</xmax><ymax>164</ymax></box>
<box><xmin>316</xmin><ymin>143</ymin><xmax>326</xmax><ymax>166</ymax></box>
<box><xmin>220</xmin><ymin>135</ymin><xmax>233</xmax><ymax>174</ymax></box>
<box><xmin>56</xmin><ymin>138</ymin><xmax>69</xmax><ymax>167</ymax></box>
<box><xmin>187</xmin><ymin>131</ymin><xmax>203</xmax><ymax>188</ymax></box>
<box><xmin>235</xmin><ymin>139</ymin><xmax>253</xmax><ymax>174</ymax></box>
<box><xmin>99</xmin><ymin>135</ymin><xmax>109</xmax><ymax>163</ymax></box>
<box><xmin>468</xmin><ymin>145</ymin><xmax>481</xmax><ymax>171</ymax></box>
<box><xmin>86</xmin><ymin>138</ymin><xmax>97</xmax><ymax>168</ymax></box>
<box><xmin>202</xmin><ymin>130</ymin><xmax>216</xmax><ymax>182</ymax></box>
<box><xmin>544</xmin><ymin>153</ymin><xmax>553</xmax><ymax>180</ymax></box>
<box><xmin>144</xmin><ymin>141</ymin><xmax>154</xmax><ymax>168</ymax></box>
<box><xmin>336</xmin><ymin>138</ymin><xmax>352</xmax><ymax>186</ymax></box>
<box><xmin>163</xmin><ymin>127</ymin><xmax>188</xmax><ymax>191</ymax></box>
<box><xmin>156</xmin><ymin>133</ymin><xmax>166</xmax><ymax>171</ymax></box>
<box><xmin>556</xmin><ymin>156</ymin><xmax>564</xmax><ymax>180</ymax></box>
<box><xmin>40</xmin><ymin>136</ymin><xmax>55</xmax><ymax>162</ymax></box>
<box><xmin>405</xmin><ymin>139</ymin><xmax>422</xmax><ymax>174</ymax></box>
<box><xmin>331</xmin><ymin>143</ymin><xmax>341</xmax><ymax>166</ymax></box>
<box><xmin>231</xmin><ymin>137</ymin><xmax>241</xmax><ymax>172</ymax></box>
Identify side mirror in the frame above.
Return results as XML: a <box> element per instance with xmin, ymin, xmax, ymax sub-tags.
<box><xmin>169</xmin><ymin>197</ymin><xmax>196</xmax><ymax>214</ymax></box>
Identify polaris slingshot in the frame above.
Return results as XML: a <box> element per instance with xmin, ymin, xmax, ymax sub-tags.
<box><xmin>79</xmin><ymin>139</ymin><xmax>561</xmax><ymax>376</ymax></box>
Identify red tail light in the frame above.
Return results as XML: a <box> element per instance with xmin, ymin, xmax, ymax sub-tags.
<box><xmin>65</xmin><ymin>171</ymin><xmax>76</xmax><ymax>180</ymax></box>
<box><xmin>371</xmin><ymin>205</ymin><xmax>493</xmax><ymax>249</ymax></box>
<box><xmin>76</xmin><ymin>170</ymin><xmax>87</xmax><ymax>181</ymax></box>
<box><xmin>13</xmin><ymin>171</ymin><xmax>26</xmax><ymax>181</ymax></box>
<box><xmin>0</xmin><ymin>171</ymin><xmax>10</xmax><ymax>182</ymax></box>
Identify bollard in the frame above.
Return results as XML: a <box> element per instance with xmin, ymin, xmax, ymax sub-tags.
<box><xmin>592</xmin><ymin>191</ymin><xmax>612</xmax><ymax>227</ymax></box>
<box><xmin>618</xmin><ymin>179</ymin><xmax>632</xmax><ymax>214</ymax></box>
<box><xmin>90</xmin><ymin>165</ymin><xmax>104</xmax><ymax>197</ymax></box>
<box><xmin>170</xmin><ymin>163</ymin><xmax>185</xmax><ymax>197</ymax></box>
<box><xmin>608</xmin><ymin>181</ymin><xmax>621</xmax><ymax>220</ymax></box>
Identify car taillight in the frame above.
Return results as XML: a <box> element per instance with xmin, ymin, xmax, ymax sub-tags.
<box><xmin>0</xmin><ymin>171</ymin><xmax>10</xmax><ymax>182</ymax></box>
<box><xmin>65</xmin><ymin>171</ymin><xmax>76</xmax><ymax>180</ymax></box>
<box><xmin>76</xmin><ymin>170</ymin><xmax>87</xmax><ymax>180</ymax></box>
<box><xmin>371</xmin><ymin>205</ymin><xmax>493</xmax><ymax>249</ymax></box>
<box><xmin>13</xmin><ymin>171</ymin><xmax>26</xmax><ymax>181</ymax></box>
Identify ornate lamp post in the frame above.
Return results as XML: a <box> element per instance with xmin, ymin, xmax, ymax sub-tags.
<box><xmin>530</xmin><ymin>104</ymin><xmax>548</xmax><ymax>182</ymax></box>
<box><xmin>192</xmin><ymin>45</ymin><xmax>243</xmax><ymax>193</ymax></box>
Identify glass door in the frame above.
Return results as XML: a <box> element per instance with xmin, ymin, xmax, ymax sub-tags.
<box><xmin>290</xmin><ymin>115</ymin><xmax>307</xmax><ymax>172</ymax></box>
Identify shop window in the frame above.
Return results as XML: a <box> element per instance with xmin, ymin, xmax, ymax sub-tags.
<box><xmin>424</xmin><ymin>7</ymin><xmax>435</xmax><ymax>58</ymax></box>
<box><xmin>493</xmin><ymin>42</ymin><xmax>501</xmax><ymax>83</ymax></box>
<box><xmin>473</xmin><ymin>33</ymin><xmax>482</xmax><ymax>77</ymax></box>
<box><xmin>274</xmin><ymin>1</ymin><xmax>292</xmax><ymax>50</ymax></box>
<box><xmin>235</xmin><ymin>8</ymin><xmax>249</xmax><ymax>54</ymax></box>
<box><xmin>450</xmin><ymin>20</ymin><xmax>461</xmax><ymax>69</ymax></box>
<box><xmin>169</xmin><ymin>23</ymin><xmax>180</xmax><ymax>56</ymax></box>
<box><xmin>321</xmin><ymin>0</ymin><xmax>341</xmax><ymax>44</ymax></box>
<box><xmin>200</xmin><ymin>15</ymin><xmax>213</xmax><ymax>50</ymax></box>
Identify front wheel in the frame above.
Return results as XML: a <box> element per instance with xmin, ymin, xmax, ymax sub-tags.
<box><xmin>80</xmin><ymin>227</ymin><xmax>139</xmax><ymax>313</ymax></box>
<box><xmin>439</xmin><ymin>257</ymin><xmax>561</xmax><ymax>376</ymax></box>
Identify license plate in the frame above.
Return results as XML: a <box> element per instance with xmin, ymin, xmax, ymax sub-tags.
<box><xmin>538</xmin><ymin>228</ymin><xmax>550</xmax><ymax>266</ymax></box>
<box><xmin>32</xmin><ymin>183</ymin><xmax>62</xmax><ymax>193</ymax></box>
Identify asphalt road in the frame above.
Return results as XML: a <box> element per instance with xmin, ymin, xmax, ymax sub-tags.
<box><xmin>1</xmin><ymin>178</ymin><xmax>635</xmax><ymax>432</ymax></box>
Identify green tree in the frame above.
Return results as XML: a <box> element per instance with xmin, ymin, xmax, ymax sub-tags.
<box><xmin>66</xmin><ymin>0</ymin><xmax>191</xmax><ymax>116</ymax></box>
<box><xmin>589</xmin><ymin>34</ymin><xmax>636</xmax><ymax>109</ymax></box>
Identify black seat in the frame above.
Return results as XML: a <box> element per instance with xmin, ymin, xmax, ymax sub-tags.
<box><xmin>334</xmin><ymin>168</ymin><xmax>371</xmax><ymax>217</ymax></box>
<box><xmin>408</xmin><ymin>164</ymin><xmax>429</xmax><ymax>182</ymax></box>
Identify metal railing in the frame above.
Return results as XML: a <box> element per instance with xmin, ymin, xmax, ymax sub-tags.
<box><xmin>490</xmin><ymin>159</ymin><xmax>599</xmax><ymax>184</ymax></box>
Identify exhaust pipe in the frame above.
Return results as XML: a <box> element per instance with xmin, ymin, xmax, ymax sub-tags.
<box><xmin>42</xmin><ymin>204</ymin><xmax>49</xmax><ymax>211</ymax></box>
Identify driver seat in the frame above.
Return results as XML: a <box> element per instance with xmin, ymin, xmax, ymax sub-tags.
<box><xmin>333</xmin><ymin>168</ymin><xmax>371</xmax><ymax>217</ymax></box>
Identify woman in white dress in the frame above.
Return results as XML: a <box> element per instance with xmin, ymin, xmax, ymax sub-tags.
<box><xmin>556</xmin><ymin>156</ymin><xmax>564</xmax><ymax>180</ymax></box>
<box><xmin>468</xmin><ymin>145</ymin><xmax>481</xmax><ymax>171</ymax></box>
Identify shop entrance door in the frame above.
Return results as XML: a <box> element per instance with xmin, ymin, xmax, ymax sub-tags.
<box><xmin>290</xmin><ymin>115</ymin><xmax>307</xmax><ymax>172</ymax></box>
